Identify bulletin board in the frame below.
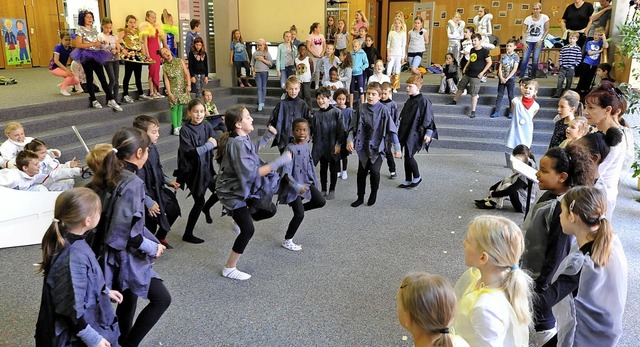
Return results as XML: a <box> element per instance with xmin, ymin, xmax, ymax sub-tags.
<box><xmin>428</xmin><ymin>1</ymin><xmax>576</xmax><ymax>64</ymax></box>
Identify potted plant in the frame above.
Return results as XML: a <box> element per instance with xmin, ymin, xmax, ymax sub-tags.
<box><xmin>616</xmin><ymin>17</ymin><xmax>640</xmax><ymax>193</ymax></box>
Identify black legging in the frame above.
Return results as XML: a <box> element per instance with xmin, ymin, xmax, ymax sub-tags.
<box><xmin>117</xmin><ymin>278</ymin><xmax>171</xmax><ymax>347</ymax></box>
<box><xmin>356</xmin><ymin>157</ymin><xmax>382</xmax><ymax>199</ymax></box>
<box><xmin>319</xmin><ymin>156</ymin><xmax>339</xmax><ymax>192</ymax></box>
<box><xmin>385</xmin><ymin>148</ymin><xmax>397</xmax><ymax>173</ymax></box>
<box><xmin>184</xmin><ymin>184</ymin><xmax>218</xmax><ymax>238</ymax></box>
<box><xmin>230</xmin><ymin>204</ymin><xmax>277</xmax><ymax>254</ymax></box>
<box><xmin>122</xmin><ymin>60</ymin><xmax>144</xmax><ymax>97</ymax></box>
<box><xmin>403</xmin><ymin>147</ymin><xmax>420</xmax><ymax>182</ymax></box>
<box><xmin>81</xmin><ymin>59</ymin><xmax>113</xmax><ymax>102</ymax></box>
<box><xmin>286</xmin><ymin>185</ymin><xmax>326</xmax><ymax>239</ymax></box>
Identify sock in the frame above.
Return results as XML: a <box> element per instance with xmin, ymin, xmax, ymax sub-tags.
<box><xmin>412</xmin><ymin>177</ymin><xmax>422</xmax><ymax>183</ymax></box>
<box><xmin>401</xmin><ymin>181</ymin><xmax>411</xmax><ymax>185</ymax></box>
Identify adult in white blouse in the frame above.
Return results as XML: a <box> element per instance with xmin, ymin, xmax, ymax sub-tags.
<box><xmin>447</xmin><ymin>12</ymin><xmax>465</xmax><ymax>64</ymax></box>
<box><xmin>519</xmin><ymin>3</ymin><xmax>550</xmax><ymax>79</ymax></box>
<box><xmin>473</xmin><ymin>6</ymin><xmax>495</xmax><ymax>50</ymax></box>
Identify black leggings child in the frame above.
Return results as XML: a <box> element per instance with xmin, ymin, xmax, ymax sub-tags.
<box><xmin>354</xmin><ymin>157</ymin><xmax>383</xmax><ymax>206</ymax></box>
<box><xmin>319</xmin><ymin>157</ymin><xmax>339</xmax><ymax>192</ymax></box>
<box><xmin>184</xmin><ymin>182</ymin><xmax>218</xmax><ymax>239</ymax></box>
<box><xmin>122</xmin><ymin>61</ymin><xmax>144</xmax><ymax>98</ymax></box>
<box><xmin>81</xmin><ymin>59</ymin><xmax>113</xmax><ymax>102</ymax></box>
<box><xmin>286</xmin><ymin>185</ymin><xmax>326</xmax><ymax>239</ymax></box>
<box><xmin>403</xmin><ymin>147</ymin><xmax>420</xmax><ymax>182</ymax></box>
<box><xmin>117</xmin><ymin>278</ymin><xmax>171</xmax><ymax>347</ymax></box>
<box><xmin>230</xmin><ymin>204</ymin><xmax>277</xmax><ymax>254</ymax></box>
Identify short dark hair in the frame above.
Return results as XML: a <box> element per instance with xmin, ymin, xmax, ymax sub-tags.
<box><xmin>190</xmin><ymin>19</ymin><xmax>201</xmax><ymax>30</ymax></box>
<box><xmin>597</xmin><ymin>63</ymin><xmax>612</xmax><ymax>74</ymax></box>
<box><xmin>133</xmin><ymin>115</ymin><xmax>160</xmax><ymax>131</ymax></box>
<box><xmin>506</xmin><ymin>38</ymin><xmax>517</xmax><ymax>45</ymax></box>
<box><xmin>59</xmin><ymin>31</ymin><xmax>71</xmax><ymax>39</ymax></box>
<box><xmin>333</xmin><ymin>88</ymin><xmax>349</xmax><ymax>101</ymax></box>
<box><xmin>292</xmin><ymin>118</ymin><xmax>309</xmax><ymax>130</ymax></box>
<box><xmin>315</xmin><ymin>87</ymin><xmax>332</xmax><ymax>99</ymax></box>
<box><xmin>16</xmin><ymin>150</ymin><xmax>38</xmax><ymax>172</ymax></box>
<box><xmin>471</xmin><ymin>33</ymin><xmax>483</xmax><ymax>41</ymax></box>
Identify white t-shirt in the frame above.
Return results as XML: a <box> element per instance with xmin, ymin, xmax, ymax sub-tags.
<box><xmin>322</xmin><ymin>80</ymin><xmax>344</xmax><ymax>103</ymax></box>
<box><xmin>386</xmin><ymin>30</ymin><xmax>406</xmax><ymax>56</ymax></box>
<box><xmin>453</xmin><ymin>268</ymin><xmax>528</xmax><ymax>347</ymax></box>
<box><xmin>367</xmin><ymin>73</ymin><xmax>390</xmax><ymax>84</ymax></box>
<box><xmin>295</xmin><ymin>56</ymin><xmax>312</xmax><ymax>83</ymax></box>
<box><xmin>524</xmin><ymin>15</ymin><xmax>549</xmax><ymax>42</ymax></box>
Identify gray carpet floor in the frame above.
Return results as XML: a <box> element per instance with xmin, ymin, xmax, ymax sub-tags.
<box><xmin>1</xmin><ymin>146</ymin><xmax>639</xmax><ymax>346</ymax></box>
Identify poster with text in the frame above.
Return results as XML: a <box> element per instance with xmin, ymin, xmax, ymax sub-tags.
<box><xmin>2</xmin><ymin>18</ymin><xmax>31</xmax><ymax>66</ymax></box>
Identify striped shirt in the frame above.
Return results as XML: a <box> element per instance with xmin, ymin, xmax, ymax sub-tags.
<box><xmin>559</xmin><ymin>45</ymin><xmax>582</xmax><ymax>68</ymax></box>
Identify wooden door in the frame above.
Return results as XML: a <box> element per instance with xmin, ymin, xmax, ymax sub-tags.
<box><xmin>0</xmin><ymin>0</ymin><xmax>31</xmax><ymax>68</ymax></box>
<box><xmin>26</xmin><ymin>0</ymin><xmax>65</xmax><ymax>67</ymax></box>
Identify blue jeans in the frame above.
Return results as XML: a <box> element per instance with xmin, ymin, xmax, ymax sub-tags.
<box><xmin>495</xmin><ymin>78</ymin><xmax>515</xmax><ymax>112</ymax></box>
<box><xmin>279</xmin><ymin>66</ymin><xmax>295</xmax><ymax>90</ymax></box>
<box><xmin>255</xmin><ymin>71</ymin><xmax>268</xmax><ymax>104</ymax></box>
<box><xmin>519</xmin><ymin>41</ymin><xmax>543</xmax><ymax>79</ymax></box>
<box><xmin>192</xmin><ymin>74</ymin><xmax>206</xmax><ymax>98</ymax></box>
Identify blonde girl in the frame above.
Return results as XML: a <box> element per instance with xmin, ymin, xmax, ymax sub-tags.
<box><xmin>139</xmin><ymin>10</ymin><xmax>167</xmax><ymax>98</ymax></box>
<box><xmin>398</xmin><ymin>272</ymin><xmax>468</xmax><ymax>347</ymax></box>
<box><xmin>160</xmin><ymin>47</ymin><xmax>191</xmax><ymax>135</ymax></box>
<box><xmin>391</xmin><ymin>11</ymin><xmax>408</xmax><ymax>33</ymax></box>
<box><xmin>559</xmin><ymin>116</ymin><xmax>588</xmax><ymax>148</ymax></box>
<box><xmin>335</xmin><ymin>19</ymin><xmax>348</xmax><ymax>55</ymax></box>
<box><xmin>230</xmin><ymin>29</ymin><xmax>251</xmax><ymax>87</ymax></box>
<box><xmin>276</xmin><ymin>31</ymin><xmax>296</xmax><ymax>91</ymax></box>
<box><xmin>447</xmin><ymin>12</ymin><xmax>465</xmax><ymax>63</ymax></box>
<box><xmin>338</xmin><ymin>50</ymin><xmax>354</xmax><ymax>107</ymax></box>
<box><xmin>453</xmin><ymin>215</ymin><xmax>533</xmax><ymax>346</ymax></box>
<box><xmin>473</xmin><ymin>6</ymin><xmax>495</xmax><ymax>49</ymax></box>
<box><xmin>118</xmin><ymin>14</ymin><xmax>151</xmax><ymax>103</ymax></box>
<box><xmin>367</xmin><ymin>59</ymin><xmax>390</xmax><ymax>84</ymax></box>
<box><xmin>549</xmin><ymin>90</ymin><xmax>582</xmax><ymax>148</ymax></box>
<box><xmin>318</xmin><ymin>43</ymin><xmax>341</xmax><ymax>85</ymax></box>
<box><xmin>539</xmin><ymin>186</ymin><xmax>627</xmax><ymax>346</ymax></box>
<box><xmin>407</xmin><ymin>16</ymin><xmax>429</xmax><ymax>75</ymax></box>
<box><xmin>98</xmin><ymin>17</ymin><xmax>122</xmax><ymax>104</ymax></box>
<box><xmin>386</xmin><ymin>17</ymin><xmax>406</xmax><ymax>93</ymax></box>
<box><xmin>35</xmin><ymin>188</ymin><xmax>121</xmax><ymax>346</ymax></box>
<box><xmin>290</xmin><ymin>25</ymin><xmax>302</xmax><ymax>48</ymax></box>
<box><xmin>251</xmin><ymin>38</ymin><xmax>273</xmax><ymax>111</ymax></box>
<box><xmin>351</xmin><ymin>10</ymin><xmax>369</xmax><ymax>39</ymax></box>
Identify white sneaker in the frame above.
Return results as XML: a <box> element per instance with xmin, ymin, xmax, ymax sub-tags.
<box><xmin>173</xmin><ymin>127</ymin><xmax>181</xmax><ymax>136</ymax></box>
<box><xmin>123</xmin><ymin>95</ymin><xmax>135</xmax><ymax>104</ymax></box>
<box><xmin>107</xmin><ymin>99</ymin><xmax>123</xmax><ymax>112</ymax></box>
<box><xmin>480</xmin><ymin>76</ymin><xmax>487</xmax><ymax>83</ymax></box>
<box><xmin>341</xmin><ymin>171</ymin><xmax>348</xmax><ymax>180</ymax></box>
<box><xmin>139</xmin><ymin>94</ymin><xmax>152</xmax><ymax>100</ymax></box>
<box><xmin>92</xmin><ymin>100</ymin><xmax>103</xmax><ymax>109</ymax></box>
<box><xmin>282</xmin><ymin>239</ymin><xmax>302</xmax><ymax>251</ymax></box>
<box><xmin>462</xmin><ymin>89</ymin><xmax>467</xmax><ymax>95</ymax></box>
<box><xmin>222</xmin><ymin>267</ymin><xmax>251</xmax><ymax>280</ymax></box>
<box><xmin>60</xmin><ymin>89</ymin><xmax>71</xmax><ymax>96</ymax></box>
<box><xmin>75</xmin><ymin>85</ymin><xmax>84</xmax><ymax>93</ymax></box>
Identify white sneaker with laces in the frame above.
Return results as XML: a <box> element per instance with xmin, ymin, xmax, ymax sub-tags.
<box><xmin>282</xmin><ymin>239</ymin><xmax>302</xmax><ymax>251</ymax></box>
<box><xmin>123</xmin><ymin>95</ymin><xmax>135</xmax><ymax>103</ymax></box>
<box><xmin>107</xmin><ymin>99</ymin><xmax>123</xmax><ymax>112</ymax></box>
<box><xmin>60</xmin><ymin>89</ymin><xmax>71</xmax><ymax>96</ymax></box>
<box><xmin>222</xmin><ymin>267</ymin><xmax>251</xmax><ymax>280</ymax></box>
<box><xmin>173</xmin><ymin>127</ymin><xmax>181</xmax><ymax>136</ymax></box>
<box><xmin>139</xmin><ymin>94</ymin><xmax>152</xmax><ymax>100</ymax></box>
<box><xmin>92</xmin><ymin>100</ymin><xmax>103</xmax><ymax>109</ymax></box>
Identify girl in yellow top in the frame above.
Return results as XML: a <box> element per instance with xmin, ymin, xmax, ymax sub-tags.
<box><xmin>453</xmin><ymin>215</ymin><xmax>533</xmax><ymax>347</ymax></box>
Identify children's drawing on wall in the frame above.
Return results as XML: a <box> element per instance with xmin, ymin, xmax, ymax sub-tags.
<box><xmin>2</xmin><ymin>18</ymin><xmax>31</xmax><ymax>65</ymax></box>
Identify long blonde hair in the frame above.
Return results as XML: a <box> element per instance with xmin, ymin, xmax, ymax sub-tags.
<box><xmin>467</xmin><ymin>215</ymin><xmax>533</xmax><ymax>326</ymax></box>
<box><xmin>352</xmin><ymin>9</ymin><xmax>369</xmax><ymax>27</ymax></box>
<box><xmin>399</xmin><ymin>272</ymin><xmax>456</xmax><ymax>347</ymax></box>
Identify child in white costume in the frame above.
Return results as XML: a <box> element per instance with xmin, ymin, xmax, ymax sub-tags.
<box><xmin>0</xmin><ymin>150</ymin><xmax>48</xmax><ymax>191</ymax></box>
<box><xmin>26</xmin><ymin>138</ymin><xmax>83</xmax><ymax>191</ymax></box>
<box><xmin>473</xmin><ymin>7</ymin><xmax>495</xmax><ymax>50</ymax></box>
<box><xmin>447</xmin><ymin>12</ymin><xmax>465</xmax><ymax>62</ymax></box>
<box><xmin>453</xmin><ymin>215</ymin><xmax>532</xmax><ymax>347</ymax></box>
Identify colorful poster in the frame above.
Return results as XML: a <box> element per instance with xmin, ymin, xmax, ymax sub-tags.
<box><xmin>2</xmin><ymin>18</ymin><xmax>31</xmax><ymax>66</ymax></box>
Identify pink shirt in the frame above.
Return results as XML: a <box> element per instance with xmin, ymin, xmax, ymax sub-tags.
<box><xmin>306</xmin><ymin>33</ymin><xmax>325</xmax><ymax>58</ymax></box>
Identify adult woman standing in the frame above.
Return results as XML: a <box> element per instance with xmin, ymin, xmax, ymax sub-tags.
<box><xmin>561</xmin><ymin>0</ymin><xmax>594</xmax><ymax>47</ymax></box>
<box><xmin>71</xmin><ymin>10</ymin><xmax>122</xmax><ymax>111</ymax></box>
<box><xmin>139</xmin><ymin>10</ymin><xmax>168</xmax><ymax>98</ymax></box>
<box><xmin>447</xmin><ymin>12</ymin><xmax>465</xmax><ymax>64</ymax></box>
<box><xmin>350</xmin><ymin>10</ymin><xmax>369</xmax><ymax>40</ymax></box>
<box><xmin>306</xmin><ymin>22</ymin><xmax>326</xmax><ymax>89</ymax></box>
<box><xmin>519</xmin><ymin>3</ymin><xmax>550</xmax><ymax>79</ymax></box>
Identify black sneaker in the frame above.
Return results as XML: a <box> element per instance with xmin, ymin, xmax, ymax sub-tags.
<box><xmin>469</xmin><ymin>111</ymin><xmax>476</xmax><ymax>118</ymax></box>
<box><xmin>446</xmin><ymin>100</ymin><xmax>457</xmax><ymax>105</ymax></box>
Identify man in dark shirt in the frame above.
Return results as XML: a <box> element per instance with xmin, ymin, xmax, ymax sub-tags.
<box><xmin>446</xmin><ymin>33</ymin><xmax>491</xmax><ymax>118</ymax></box>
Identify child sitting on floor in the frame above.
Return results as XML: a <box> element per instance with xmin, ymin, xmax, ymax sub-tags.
<box><xmin>0</xmin><ymin>150</ymin><xmax>49</xmax><ymax>191</ymax></box>
<box><xmin>474</xmin><ymin>144</ymin><xmax>536</xmax><ymax>213</ymax></box>
<box><xmin>25</xmin><ymin>138</ymin><xmax>84</xmax><ymax>191</ymax></box>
